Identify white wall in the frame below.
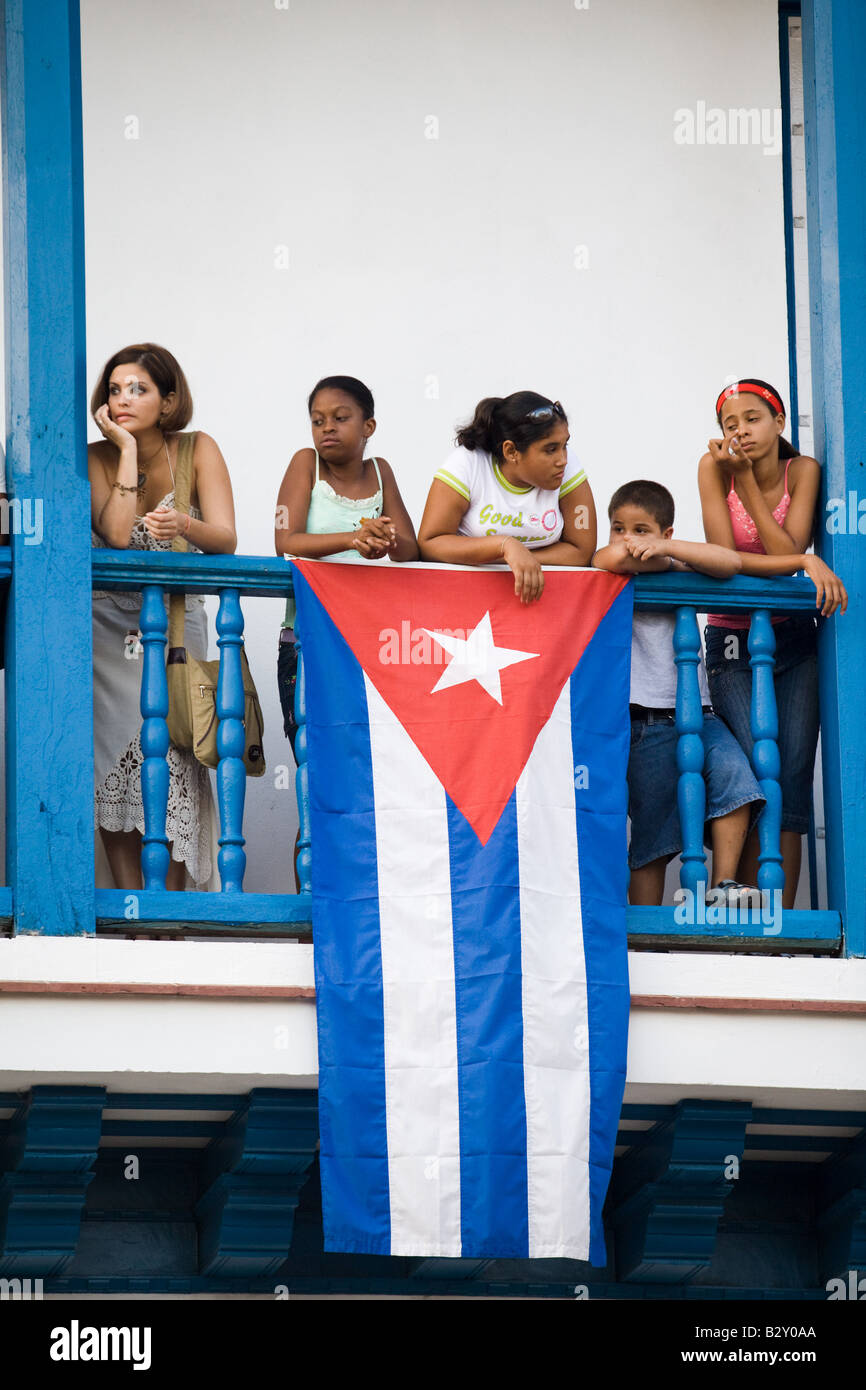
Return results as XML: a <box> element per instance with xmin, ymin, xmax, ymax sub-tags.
<box><xmin>9</xmin><ymin>0</ymin><xmax>796</xmax><ymax>895</ymax></box>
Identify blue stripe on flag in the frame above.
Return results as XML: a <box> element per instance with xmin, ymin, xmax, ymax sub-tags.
<box><xmin>293</xmin><ymin>568</ymin><xmax>391</xmax><ymax>1254</ymax></box>
<box><xmin>569</xmin><ymin>585</ymin><xmax>633</xmax><ymax>1267</ymax></box>
<box><xmin>446</xmin><ymin>792</ymin><xmax>529</xmax><ymax>1258</ymax></box>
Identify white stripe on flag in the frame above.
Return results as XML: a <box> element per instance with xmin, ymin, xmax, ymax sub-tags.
<box><xmin>364</xmin><ymin>675</ymin><xmax>462</xmax><ymax>1257</ymax></box>
<box><xmin>516</xmin><ymin>679</ymin><xmax>591</xmax><ymax>1259</ymax></box>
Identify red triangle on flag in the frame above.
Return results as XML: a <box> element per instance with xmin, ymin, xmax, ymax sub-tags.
<box><xmin>293</xmin><ymin>562</ymin><xmax>628</xmax><ymax>845</ymax></box>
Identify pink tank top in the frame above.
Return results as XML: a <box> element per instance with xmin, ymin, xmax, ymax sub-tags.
<box><xmin>706</xmin><ymin>458</ymin><xmax>792</xmax><ymax>629</ymax></box>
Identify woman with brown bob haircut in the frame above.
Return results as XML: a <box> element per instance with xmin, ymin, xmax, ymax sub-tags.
<box><xmin>89</xmin><ymin>342</ymin><xmax>236</xmax><ymax>891</ymax></box>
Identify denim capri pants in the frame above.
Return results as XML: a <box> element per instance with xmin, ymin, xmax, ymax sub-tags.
<box><xmin>704</xmin><ymin>614</ymin><xmax>818</xmax><ymax>836</ymax></box>
<box><xmin>627</xmin><ymin>709</ymin><xmax>766</xmax><ymax>870</ymax></box>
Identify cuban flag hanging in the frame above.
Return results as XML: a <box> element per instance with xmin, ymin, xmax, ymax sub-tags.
<box><xmin>292</xmin><ymin>560</ymin><xmax>632</xmax><ymax>1262</ymax></box>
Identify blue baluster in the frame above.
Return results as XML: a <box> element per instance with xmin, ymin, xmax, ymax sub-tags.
<box><xmin>139</xmin><ymin>585</ymin><xmax>170</xmax><ymax>890</ymax></box>
<box><xmin>748</xmin><ymin>610</ymin><xmax>784</xmax><ymax>897</ymax></box>
<box><xmin>215</xmin><ymin>588</ymin><xmax>247</xmax><ymax>893</ymax></box>
<box><xmin>294</xmin><ymin>634</ymin><xmax>312</xmax><ymax>896</ymax></box>
<box><xmin>674</xmin><ymin>606</ymin><xmax>708</xmax><ymax>899</ymax></box>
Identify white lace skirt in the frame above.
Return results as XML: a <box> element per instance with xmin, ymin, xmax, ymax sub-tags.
<box><xmin>92</xmin><ymin>595</ymin><xmax>217</xmax><ymax>887</ymax></box>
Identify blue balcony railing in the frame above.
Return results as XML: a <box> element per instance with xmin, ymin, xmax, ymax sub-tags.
<box><xmin>77</xmin><ymin>555</ymin><xmax>844</xmax><ymax>952</ymax></box>
<box><xmin>90</xmin><ymin>551</ymin><xmax>312</xmax><ymax>936</ymax></box>
<box><xmin>629</xmin><ymin>570</ymin><xmax>840</xmax><ymax>952</ymax></box>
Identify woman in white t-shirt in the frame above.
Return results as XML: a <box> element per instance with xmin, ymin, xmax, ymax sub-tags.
<box><xmin>418</xmin><ymin>392</ymin><xmax>596</xmax><ymax>602</ymax></box>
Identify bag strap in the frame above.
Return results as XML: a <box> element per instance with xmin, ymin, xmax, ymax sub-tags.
<box><xmin>168</xmin><ymin>432</ymin><xmax>198</xmax><ymax>650</ymax></box>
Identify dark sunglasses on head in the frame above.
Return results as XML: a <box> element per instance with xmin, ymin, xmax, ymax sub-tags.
<box><xmin>523</xmin><ymin>400</ymin><xmax>565</xmax><ymax>424</ymax></box>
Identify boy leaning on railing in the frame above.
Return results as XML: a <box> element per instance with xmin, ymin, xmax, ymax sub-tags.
<box><xmin>592</xmin><ymin>479</ymin><xmax>847</xmax><ymax>910</ymax></box>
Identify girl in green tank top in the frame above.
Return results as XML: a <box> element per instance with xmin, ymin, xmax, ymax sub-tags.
<box><xmin>275</xmin><ymin>375</ymin><xmax>418</xmax><ymax>759</ymax></box>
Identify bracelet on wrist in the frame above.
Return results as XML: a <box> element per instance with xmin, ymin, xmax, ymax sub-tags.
<box><xmin>112</xmin><ymin>480</ymin><xmax>138</xmax><ymax>495</ymax></box>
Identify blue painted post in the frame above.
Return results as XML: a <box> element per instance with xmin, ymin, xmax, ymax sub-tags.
<box><xmin>778</xmin><ymin>7</ymin><xmax>800</xmax><ymax>452</ymax></box>
<box><xmin>1</xmin><ymin>1</ymin><xmax>93</xmax><ymax>933</ymax></box>
<box><xmin>673</xmin><ymin>607</ymin><xmax>707</xmax><ymax>898</ymax></box>
<box><xmin>139</xmin><ymin>586</ymin><xmax>170</xmax><ymax>890</ymax></box>
<box><xmin>748</xmin><ymin>612</ymin><xmax>785</xmax><ymax>898</ymax></box>
<box><xmin>215</xmin><ymin>589</ymin><xmax>247</xmax><ymax>892</ymax></box>
<box><xmin>294</xmin><ymin>636</ymin><xmax>312</xmax><ymax>896</ymax></box>
<box><xmin>802</xmin><ymin>0</ymin><xmax>866</xmax><ymax>955</ymax></box>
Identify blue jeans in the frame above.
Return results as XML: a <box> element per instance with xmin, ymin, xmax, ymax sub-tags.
<box><xmin>627</xmin><ymin>710</ymin><xmax>765</xmax><ymax>870</ymax></box>
<box><xmin>704</xmin><ymin>615</ymin><xmax>818</xmax><ymax>835</ymax></box>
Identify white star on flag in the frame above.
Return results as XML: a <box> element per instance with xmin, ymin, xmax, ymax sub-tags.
<box><xmin>423</xmin><ymin>611</ymin><xmax>539</xmax><ymax>705</ymax></box>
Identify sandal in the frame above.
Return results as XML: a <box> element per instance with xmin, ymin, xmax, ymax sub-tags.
<box><xmin>707</xmin><ymin>880</ymin><xmax>761</xmax><ymax>908</ymax></box>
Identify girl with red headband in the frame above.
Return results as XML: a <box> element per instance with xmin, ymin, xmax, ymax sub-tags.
<box><xmin>698</xmin><ymin>377</ymin><xmax>845</xmax><ymax>906</ymax></box>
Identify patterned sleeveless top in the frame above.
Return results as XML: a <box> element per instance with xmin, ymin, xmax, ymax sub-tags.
<box><xmin>92</xmin><ymin>431</ymin><xmax>204</xmax><ymax>612</ymax></box>
<box><xmin>282</xmin><ymin>452</ymin><xmax>384</xmax><ymax>628</ymax></box>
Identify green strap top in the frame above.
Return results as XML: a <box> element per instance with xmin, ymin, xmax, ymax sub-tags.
<box><xmin>283</xmin><ymin>453</ymin><xmax>384</xmax><ymax>629</ymax></box>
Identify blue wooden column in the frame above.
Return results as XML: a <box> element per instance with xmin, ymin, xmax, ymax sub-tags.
<box><xmin>673</xmin><ymin>607</ymin><xmax>707</xmax><ymax>897</ymax></box>
<box><xmin>215</xmin><ymin>588</ymin><xmax>248</xmax><ymax>892</ymax></box>
<box><xmin>802</xmin><ymin>0</ymin><xmax>866</xmax><ymax>955</ymax></box>
<box><xmin>748</xmin><ymin>612</ymin><xmax>785</xmax><ymax>898</ymax></box>
<box><xmin>1</xmin><ymin>1</ymin><xmax>93</xmax><ymax>933</ymax></box>
<box><xmin>139</xmin><ymin>586</ymin><xmax>170</xmax><ymax>890</ymax></box>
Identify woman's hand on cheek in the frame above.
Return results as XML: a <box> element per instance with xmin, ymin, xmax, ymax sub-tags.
<box><xmin>709</xmin><ymin>434</ymin><xmax>752</xmax><ymax>474</ymax></box>
<box><xmin>95</xmin><ymin>404</ymin><xmax>137</xmax><ymax>450</ymax></box>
